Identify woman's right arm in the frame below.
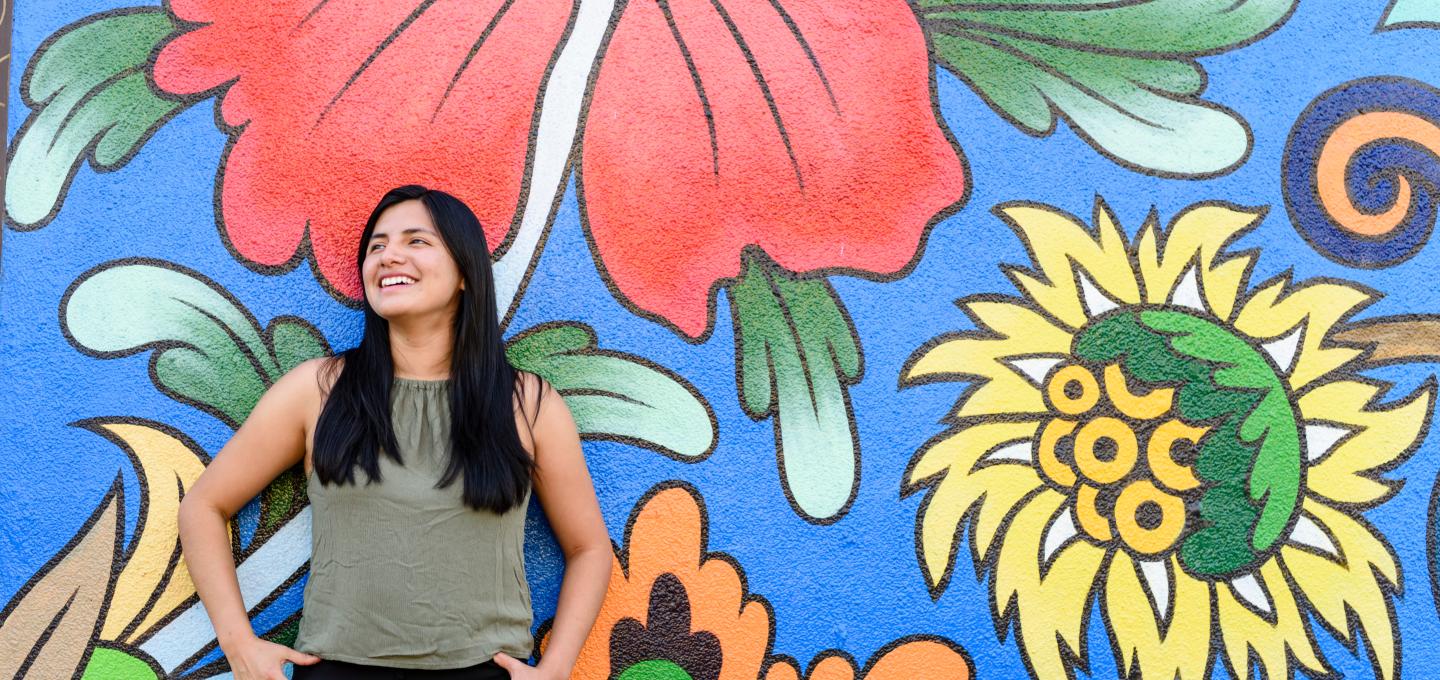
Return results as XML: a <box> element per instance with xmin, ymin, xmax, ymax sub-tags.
<box><xmin>177</xmin><ymin>358</ymin><xmax>330</xmax><ymax>680</ymax></box>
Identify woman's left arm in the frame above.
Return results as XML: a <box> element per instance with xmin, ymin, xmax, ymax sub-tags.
<box><xmin>494</xmin><ymin>376</ymin><xmax>613</xmax><ymax>680</ymax></box>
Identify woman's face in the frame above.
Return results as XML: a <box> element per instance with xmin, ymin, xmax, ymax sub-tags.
<box><xmin>361</xmin><ymin>199</ymin><xmax>464</xmax><ymax>322</ymax></box>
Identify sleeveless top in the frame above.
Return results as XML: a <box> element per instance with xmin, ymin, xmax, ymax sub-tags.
<box><xmin>294</xmin><ymin>378</ymin><xmax>533</xmax><ymax>669</ymax></box>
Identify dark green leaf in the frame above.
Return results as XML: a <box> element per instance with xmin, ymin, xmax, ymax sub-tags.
<box><xmin>8</xmin><ymin>9</ymin><xmax>192</xmax><ymax>228</ymax></box>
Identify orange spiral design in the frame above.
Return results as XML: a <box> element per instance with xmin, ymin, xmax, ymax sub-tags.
<box><xmin>1317</xmin><ymin>111</ymin><xmax>1440</xmax><ymax>236</ymax></box>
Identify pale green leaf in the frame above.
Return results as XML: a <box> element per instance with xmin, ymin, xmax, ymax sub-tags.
<box><xmin>63</xmin><ymin>261</ymin><xmax>330</xmax><ymax>428</ymax></box>
<box><xmin>506</xmin><ymin>323</ymin><xmax>715</xmax><ymax>460</ymax></box>
<box><xmin>924</xmin><ymin>0</ymin><xmax>1294</xmax><ymax>176</ymax></box>
<box><xmin>7</xmin><ymin>9</ymin><xmax>189</xmax><ymax>228</ymax></box>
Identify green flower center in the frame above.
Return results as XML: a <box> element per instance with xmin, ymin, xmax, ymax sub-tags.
<box><xmin>1036</xmin><ymin>308</ymin><xmax>1304</xmax><ymax>577</ymax></box>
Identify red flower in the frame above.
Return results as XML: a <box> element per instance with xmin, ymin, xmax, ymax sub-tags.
<box><xmin>153</xmin><ymin>0</ymin><xmax>573</xmax><ymax>296</ymax></box>
<box><xmin>153</xmin><ymin>0</ymin><xmax>965</xmax><ymax>337</ymax></box>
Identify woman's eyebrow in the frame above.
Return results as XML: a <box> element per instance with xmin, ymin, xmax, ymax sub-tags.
<box><xmin>368</xmin><ymin>226</ymin><xmax>436</xmax><ymax>241</ymax></box>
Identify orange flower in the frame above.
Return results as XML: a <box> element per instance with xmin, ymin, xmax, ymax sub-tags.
<box><xmin>540</xmin><ymin>482</ymin><xmax>970</xmax><ymax>680</ymax></box>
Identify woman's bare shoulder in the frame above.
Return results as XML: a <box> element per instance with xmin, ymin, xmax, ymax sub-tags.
<box><xmin>273</xmin><ymin>355</ymin><xmax>343</xmax><ymax>405</ymax></box>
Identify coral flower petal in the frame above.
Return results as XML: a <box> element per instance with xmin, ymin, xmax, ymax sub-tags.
<box><xmin>153</xmin><ymin>0</ymin><xmax>574</xmax><ymax>298</ymax></box>
<box><xmin>580</xmin><ymin>0</ymin><xmax>965</xmax><ymax>338</ymax></box>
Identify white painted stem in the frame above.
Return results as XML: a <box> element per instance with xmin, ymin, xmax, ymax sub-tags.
<box><xmin>492</xmin><ymin>0</ymin><xmax>619</xmax><ymax>327</ymax></box>
<box><xmin>139</xmin><ymin>508</ymin><xmax>313</xmax><ymax>672</ymax></box>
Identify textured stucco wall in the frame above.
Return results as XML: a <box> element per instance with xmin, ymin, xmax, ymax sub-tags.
<box><xmin>5</xmin><ymin>2</ymin><xmax>1440</xmax><ymax>679</ymax></box>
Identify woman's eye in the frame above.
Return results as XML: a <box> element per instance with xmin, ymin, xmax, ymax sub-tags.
<box><xmin>410</xmin><ymin>238</ymin><xmax>426</xmax><ymax>246</ymax></box>
<box><xmin>369</xmin><ymin>243</ymin><xmax>385</xmax><ymax>252</ymax></box>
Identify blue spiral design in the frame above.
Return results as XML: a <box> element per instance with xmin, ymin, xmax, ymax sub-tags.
<box><xmin>1283</xmin><ymin>77</ymin><xmax>1440</xmax><ymax>268</ymax></box>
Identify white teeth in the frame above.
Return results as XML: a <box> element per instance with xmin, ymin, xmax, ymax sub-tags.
<box><xmin>381</xmin><ymin>276</ymin><xmax>416</xmax><ymax>287</ymax></box>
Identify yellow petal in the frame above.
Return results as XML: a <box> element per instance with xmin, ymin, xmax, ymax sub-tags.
<box><xmin>994</xmin><ymin>200</ymin><xmax>1140</xmax><ymax>329</ymax></box>
<box><xmin>1233</xmin><ymin>278</ymin><xmax>1372</xmax><ymax>390</ymax></box>
<box><xmin>1299</xmin><ymin>380</ymin><xmax>1432</xmax><ymax>506</ymax></box>
<box><xmin>905</xmin><ymin>334</ymin><xmax>1048</xmax><ymax>418</ymax></box>
<box><xmin>970</xmin><ymin>464</ymin><xmax>1045</xmax><ymax>568</ymax></box>
<box><xmin>1136</xmin><ymin>202</ymin><xmax>1263</xmax><ymax>321</ymax></box>
<box><xmin>993</xmin><ymin>491</ymin><xmax>1105</xmax><ymax>679</ymax></box>
<box><xmin>1284</xmin><ymin>499</ymin><xmax>1398</xmax><ymax>680</ymax></box>
<box><xmin>907</xmin><ymin>421</ymin><xmax>1040</xmax><ymax>487</ymax></box>
<box><xmin>909</xmin><ymin>422</ymin><xmax>1042</xmax><ymax>589</ymax></box>
<box><xmin>1215</xmin><ymin>559</ymin><xmax>1329</xmax><ymax>680</ymax></box>
<box><xmin>965</xmin><ymin>300</ymin><xmax>1073</xmax><ymax>352</ymax></box>
<box><xmin>85</xmin><ymin>420</ymin><xmax>208</xmax><ymax>642</ymax></box>
<box><xmin>1104</xmin><ymin>552</ymin><xmax>1211</xmax><ymax>680</ymax></box>
<box><xmin>904</xmin><ymin>299</ymin><xmax>1072</xmax><ymax>418</ymax></box>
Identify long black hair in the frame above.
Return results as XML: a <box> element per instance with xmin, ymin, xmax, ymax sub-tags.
<box><xmin>312</xmin><ymin>185</ymin><xmax>537</xmax><ymax>513</ymax></box>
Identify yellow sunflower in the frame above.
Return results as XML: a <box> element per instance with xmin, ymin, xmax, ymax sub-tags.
<box><xmin>901</xmin><ymin>200</ymin><xmax>1432</xmax><ymax>680</ymax></box>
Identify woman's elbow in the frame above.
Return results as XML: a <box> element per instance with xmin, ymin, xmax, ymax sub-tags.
<box><xmin>177</xmin><ymin>493</ymin><xmax>221</xmax><ymax>536</ymax></box>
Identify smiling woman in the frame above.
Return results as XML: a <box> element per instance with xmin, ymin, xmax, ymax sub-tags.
<box><xmin>363</xmin><ymin>201</ymin><xmax>464</xmax><ymax>325</ymax></box>
<box><xmin>176</xmin><ymin>185</ymin><xmax>614</xmax><ymax>680</ymax></box>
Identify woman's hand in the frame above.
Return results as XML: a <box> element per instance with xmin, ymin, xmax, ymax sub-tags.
<box><xmin>222</xmin><ymin>634</ymin><xmax>320</xmax><ymax>680</ymax></box>
<box><xmin>492</xmin><ymin>652</ymin><xmax>566</xmax><ymax>680</ymax></box>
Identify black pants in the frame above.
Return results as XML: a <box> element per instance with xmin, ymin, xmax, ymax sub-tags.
<box><xmin>292</xmin><ymin>659</ymin><xmax>509</xmax><ymax>679</ymax></box>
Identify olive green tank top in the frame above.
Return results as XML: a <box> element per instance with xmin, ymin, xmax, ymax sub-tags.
<box><xmin>295</xmin><ymin>378</ymin><xmax>533</xmax><ymax>669</ymax></box>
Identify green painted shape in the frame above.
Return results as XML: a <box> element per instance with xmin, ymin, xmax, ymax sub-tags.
<box><xmin>506</xmin><ymin>323</ymin><xmax>714</xmax><ymax>459</ymax></box>
<box><xmin>270</xmin><ymin>318</ymin><xmax>330</xmax><ymax>375</ymax></box>
<box><xmin>80</xmin><ymin>646</ymin><xmax>159</xmax><ymax>680</ymax></box>
<box><xmin>1074</xmin><ymin>309</ymin><xmax>1302</xmax><ymax>576</ymax></box>
<box><xmin>731</xmin><ymin>255</ymin><xmax>861</xmax><ymax>522</ymax></box>
<box><xmin>260</xmin><ymin>467</ymin><xmax>308</xmax><ymax>534</ymax></box>
<box><xmin>617</xmin><ymin>660</ymin><xmax>694</xmax><ymax>680</ymax></box>
<box><xmin>66</xmin><ymin>263</ymin><xmax>278</xmax><ymax>426</ymax></box>
<box><xmin>1381</xmin><ymin>0</ymin><xmax>1440</xmax><ymax>27</ymax></box>
<box><xmin>63</xmin><ymin>263</ymin><xmax>329</xmax><ymax>530</ymax></box>
<box><xmin>262</xmin><ymin>615</ymin><xmax>302</xmax><ymax>648</ymax></box>
<box><xmin>1143</xmin><ymin>310</ymin><xmax>1302</xmax><ymax>554</ymax></box>
<box><xmin>64</xmin><ymin>263</ymin><xmax>330</xmax><ymax>426</ymax></box>
<box><xmin>8</xmin><ymin>9</ymin><xmax>190</xmax><ymax>227</ymax></box>
<box><xmin>922</xmin><ymin>0</ymin><xmax>1293</xmax><ymax>176</ymax></box>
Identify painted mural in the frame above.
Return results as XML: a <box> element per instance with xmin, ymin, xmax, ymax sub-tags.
<box><xmin>5</xmin><ymin>1</ymin><xmax>1440</xmax><ymax>679</ymax></box>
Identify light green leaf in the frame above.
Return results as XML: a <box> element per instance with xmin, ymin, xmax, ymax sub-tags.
<box><xmin>731</xmin><ymin>255</ymin><xmax>862</xmax><ymax>523</ymax></box>
<box><xmin>506</xmin><ymin>322</ymin><xmax>715</xmax><ymax>460</ymax></box>
<box><xmin>269</xmin><ymin>316</ymin><xmax>331</xmax><ymax>375</ymax></box>
<box><xmin>81</xmin><ymin>646</ymin><xmax>161</xmax><ymax>680</ymax></box>
<box><xmin>923</xmin><ymin>0</ymin><xmax>1294</xmax><ymax>176</ymax></box>
<box><xmin>7</xmin><ymin>8</ymin><xmax>190</xmax><ymax>228</ymax></box>
<box><xmin>62</xmin><ymin>260</ymin><xmax>331</xmax><ymax>428</ymax></box>
<box><xmin>1379</xmin><ymin>0</ymin><xmax>1440</xmax><ymax>29</ymax></box>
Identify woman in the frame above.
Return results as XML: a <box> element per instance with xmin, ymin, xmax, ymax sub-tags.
<box><xmin>178</xmin><ymin>185</ymin><xmax>612</xmax><ymax>680</ymax></box>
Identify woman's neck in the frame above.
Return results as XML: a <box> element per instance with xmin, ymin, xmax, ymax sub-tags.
<box><xmin>388</xmin><ymin>315</ymin><xmax>454</xmax><ymax>380</ymax></box>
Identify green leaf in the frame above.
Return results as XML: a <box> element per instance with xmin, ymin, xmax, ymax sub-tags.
<box><xmin>62</xmin><ymin>260</ymin><xmax>331</xmax><ymax>428</ymax></box>
<box><xmin>1379</xmin><ymin>0</ymin><xmax>1440</xmax><ymax>29</ymax></box>
<box><xmin>7</xmin><ymin>9</ymin><xmax>192</xmax><ymax>228</ymax></box>
<box><xmin>64</xmin><ymin>261</ymin><xmax>330</xmax><ymax>533</ymax></box>
<box><xmin>506</xmin><ymin>322</ymin><xmax>715</xmax><ymax>460</ymax></box>
<box><xmin>269</xmin><ymin>316</ymin><xmax>331</xmax><ymax>374</ymax></box>
<box><xmin>81</xmin><ymin>645</ymin><xmax>160</xmax><ymax>680</ymax></box>
<box><xmin>1142</xmin><ymin>310</ymin><xmax>1302</xmax><ymax>554</ymax></box>
<box><xmin>731</xmin><ymin>255</ymin><xmax>862</xmax><ymax>523</ymax></box>
<box><xmin>1075</xmin><ymin>309</ymin><xmax>1303</xmax><ymax>576</ymax></box>
<box><xmin>923</xmin><ymin>0</ymin><xmax>1294</xmax><ymax>176</ymax></box>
